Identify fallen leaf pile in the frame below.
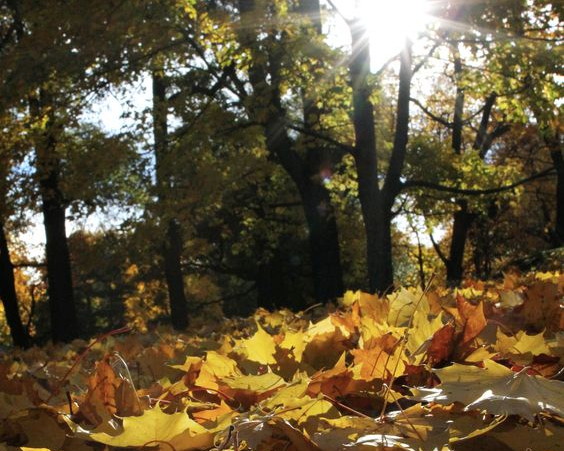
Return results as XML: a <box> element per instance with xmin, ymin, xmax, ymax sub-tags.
<box><xmin>1</xmin><ymin>271</ymin><xmax>563</xmax><ymax>451</ymax></box>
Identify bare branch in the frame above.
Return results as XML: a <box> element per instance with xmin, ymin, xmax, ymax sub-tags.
<box><xmin>412</xmin><ymin>43</ymin><xmax>439</xmax><ymax>75</ymax></box>
<box><xmin>402</xmin><ymin>167</ymin><xmax>556</xmax><ymax>196</ymax></box>
<box><xmin>286</xmin><ymin>122</ymin><xmax>354</xmax><ymax>156</ymax></box>
<box><xmin>429</xmin><ymin>233</ymin><xmax>448</xmax><ymax>265</ymax></box>
<box><xmin>410</xmin><ymin>97</ymin><xmax>452</xmax><ymax>127</ymax></box>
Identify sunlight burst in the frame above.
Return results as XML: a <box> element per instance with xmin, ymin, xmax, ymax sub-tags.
<box><xmin>331</xmin><ymin>0</ymin><xmax>434</xmax><ymax>68</ymax></box>
<box><xmin>361</xmin><ymin>0</ymin><xmax>432</xmax><ymax>65</ymax></box>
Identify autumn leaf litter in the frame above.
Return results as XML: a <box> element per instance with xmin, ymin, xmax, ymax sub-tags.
<box><xmin>1</xmin><ymin>272</ymin><xmax>563</xmax><ymax>451</ymax></box>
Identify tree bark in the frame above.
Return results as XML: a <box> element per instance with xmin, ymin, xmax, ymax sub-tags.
<box><xmin>302</xmin><ymin>182</ymin><xmax>344</xmax><ymax>301</ymax></box>
<box><xmin>446</xmin><ymin>200</ymin><xmax>476</xmax><ymax>286</ymax></box>
<box><xmin>256</xmin><ymin>251</ymin><xmax>287</xmax><ymax>310</ymax></box>
<box><xmin>0</xmin><ymin>220</ymin><xmax>29</xmax><ymax>348</ymax></box>
<box><xmin>33</xmin><ymin>91</ymin><xmax>79</xmax><ymax>342</ymax></box>
<box><xmin>163</xmin><ymin>219</ymin><xmax>189</xmax><ymax>329</ymax></box>
<box><xmin>238</xmin><ymin>0</ymin><xmax>344</xmax><ymax>304</ymax></box>
<box><xmin>349</xmin><ymin>18</ymin><xmax>412</xmax><ymax>294</ymax></box>
<box><xmin>444</xmin><ymin>49</ymin><xmax>495</xmax><ymax>286</ymax></box>
<box><xmin>451</xmin><ymin>53</ymin><xmax>464</xmax><ymax>156</ymax></box>
<box><xmin>297</xmin><ymin>0</ymin><xmax>344</xmax><ymax>302</ymax></box>
<box><xmin>550</xmin><ymin>144</ymin><xmax>564</xmax><ymax>246</ymax></box>
<box><xmin>348</xmin><ymin>19</ymin><xmax>384</xmax><ymax>293</ymax></box>
<box><xmin>153</xmin><ymin>69</ymin><xmax>188</xmax><ymax>330</ymax></box>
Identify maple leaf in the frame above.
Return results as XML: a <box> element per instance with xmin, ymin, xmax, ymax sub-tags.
<box><xmin>235</xmin><ymin>322</ymin><xmax>277</xmax><ymax>365</ymax></box>
<box><xmin>519</xmin><ymin>280</ymin><xmax>563</xmax><ymax>332</ymax></box>
<box><xmin>405</xmin><ymin>300</ymin><xmax>445</xmax><ymax>364</ymax></box>
<box><xmin>194</xmin><ymin>351</ymin><xmax>240</xmax><ymax>390</ymax></box>
<box><xmin>411</xmin><ymin>360</ymin><xmax>564</xmax><ymax>421</ymax></box>
<box><xmin>456</xmin><ymin>296</ymin><xmax>487</xmax><ymax>345</ymax></box>
<box><xmin>67</xmin><ymin>406</ymin><xmax>217</xmax><ymax>450</ymax></box>
<box><xmin>307</xmin><ymin>352</ymin><xmax>357</xmax><ymax>399</ymax></box>
<box><xmin>351</xmin><ymin>343</ymin><xmax>406</xmax><ymax>381</ymax></box>
<box><xmin>387</xmin><ymin>287</ymin><xmax>424</xmax><ymax>327</ymax></box>
<box><xmin>79</xmin><ymin>356</ymin><xmax>118</xmax><ymax>425</ymax></box>
<box><xmin>426</xmin><ymin>323</ymin><xmax>455</xmax><ymax>365</ymax></box>
<box><xmin>234</xmin><ymin>416</ymin><xmax>323</xmax><ymax>451</ymax></box>
<box><xmin>0</xmin><ymin>407</ymin><xmax>69</xmax><ymax>449</ymax></box>
<box><xmin>219</xmin><ymin>372</ymin><xmax>286</xmax><ymax>408</ymax></box>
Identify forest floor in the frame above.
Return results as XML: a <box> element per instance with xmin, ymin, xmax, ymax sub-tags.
<box><xmin>1</xmin><ymin>271</ymin><xmax>563</xmax><ymax>451</ymax></box>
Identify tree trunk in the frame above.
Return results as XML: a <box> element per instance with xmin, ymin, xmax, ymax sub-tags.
<box><xmin>446</xmin><ymin>201</ymin><xmax>475</xmax><ymax>286</ymax></box>
<box><xmin>256</xmin><ymin>251</ymin><xmax>287</xmax><ymax>310</ymax></box>
<box><xmin>302</xmin><ymin>182</ymin><xmax>344</xmax><ymax>301</ymax></box>
<box><xmin>349</xmin><ymin>22</ymin><xmax>412</xmax><ymax>294</ymax></box>
<box><xmin>348</xmin><ymin>19</ymin><xmax>385</xmax><ymax>293</ymax></box>
<box><xmin>444</xmin><ymin>50</ymin><xmax>495</xmax><ymax>286</ymax></box>
<box><xmin>33</xmin><ymin>91</ymin><xmax>79</xmax><ymax>343</ymax></box>
<box><xmin>0</xmin><ymin>220</ymin><xmax>29</xmax><ymax>348</ymax></box>
<box><xmin>371</xmin><ymin>206</ymin><xmax>394</xmax><ymax>294</ymax></box>
<box><xmin>153</xmin><ymin>69</ymin><xmax>188</xmax><ymax>330</ymax></box>
<box><xmin>163</xmin><ymin>219</ymin><xmax>188</xmax><ymax>329</ymax></box>
<box><xmin>550</xmin><ymin>146</ymin><xmax>564</xmax><ymax>246</ymax></box>
<box><xmin>297</xmin><ymin>0</ymin><xmax>343</xmax><ymax>302</ymax></box>
<box><xmin>238</xmin><ymin>0</ymin><xmax>344</xmax><ymax>304</ymax></box>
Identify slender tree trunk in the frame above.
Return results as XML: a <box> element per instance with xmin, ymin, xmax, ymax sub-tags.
<box><xmin>39</xmin><ymin>147</ymin><xmax>79</xmax><ymax>342</ymax></box>
<box><xmin>0</xmin><ymin>220</ymin><xmax>29</xmax><ymax>348</ymax></box>
<box><xmin>550</xmin><ymin>146</ymin><xmax>564</xmax><ymax>246</ymax></box>
<box><xmin>297</xmin><ymin>0</ymin><xmax>343</xmax><ymax>302</ymax></box>
<box><xmin>349</xmin><ymin>19</ymin><xmax>412</xmax><ymax>294</ymax></box>
<box><xmin>372</xmin><ymin>206</ymin><xmax>394</xmax><ymax>293</ymax></box>
<box><xmin>163</xmin><ymin>219</ymin><xmax>188</xmax><ymax>329</ymax></box>
<box><xmin>348</xmin><ymin>19</ymin><xmax>386</xmax><ymax>293</ymax></box>
<box><xmin>446</xmin><ymin>200</ymin><xmax>475</xmax><ymax>286</ymax></box>
<box><xmin>256</xmin><ymin>251</ymin><xmax>287</xmax><ymax>310</ymax></box>
<box><xmin>32</xmin><ymin>91</ymin><xmax>79</xmax><ymax>343</ymax></box>
<box><xmin>153</xmin><ymin>69</ymin><xmax>188</xmax><ymax>330</ymax></box>
<box><xmin>239</xmin><ymin>0</ymin><xmax>344</xmax><ymax>304</ymax></box>
<box><xmin>444</xmin><ymin>49</ymin><xmax>467</xmax><ymax>286</ymax></box>
<box><xmin>301</xmin><ymin>182</ymin><xmax>344</xmax><ymax>301</ymax></box>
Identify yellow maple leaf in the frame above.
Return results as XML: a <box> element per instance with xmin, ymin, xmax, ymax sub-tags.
<box><xmin>235</xmin><ymin>323</ymin><xmax>277</xmax><ymax>365</ymax></box>
<box><xmin>68</xmin><ymin>407</ymin><xmax>210</xmax><ymax>448</ymax></box>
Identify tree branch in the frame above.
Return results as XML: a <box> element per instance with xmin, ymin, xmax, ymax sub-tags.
<box><xmin>412</xmin><ymin>43</ymin><xmax>439</xmax><ymax>75</ymax></box>
<box><xmin>410</xmin><ymin>97</ymin><xmax>452</xmax><ymax>127</ymax></box>
<box><xmin>401</xmin><ymin>167</ymin><xmax>556</xmax><ymax>196</ymax></box>
<box><xmin>286</xmin><ymin>122</ymin><xmax>354</xmax><ymax>156</ymax></box>
<box><xmin>429</xmin><ymin>233</ymin><xmax>448</xmax><ymax>265</ymax></box>
<box><xmin>13</xmin><ymin>261</ymin><xmax>47</xmax><ymax>268</ymax></box>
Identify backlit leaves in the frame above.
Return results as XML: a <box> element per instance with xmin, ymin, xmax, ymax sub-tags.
<box><xmin>0</xmin><ymin>273</ymin><xmax>563</xmax><ymax>451</ymax></box>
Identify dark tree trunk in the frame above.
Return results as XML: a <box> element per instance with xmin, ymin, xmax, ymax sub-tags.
<box><xmin>256</xmin><ymin>251</ymin><xmax>287</xmax><ymax>310</ymax></box>
<box><xmin>349</xmin><ymin>20</ymin><xmax>412</xmax><ymax>294</ymax></box>
<box><xmin>260</xmin><ymin>113</ymin><xmax>344</xmax><ymax>304</ymax></box>
<box><xmin>550</xmin><ymin>146</ymin><xmax>564</xmax><ymax>246</ymax></box>
<box><xmin>446</xmin><ymin>201</ymin><xmax>476</xmax><ymax>286</ymax></box>
<box><xmin>39</xmin><ymin>154</ymin><xmax>79</xmax><ymax>342</ymax></box>
<box><xmin>452</xmin><ymin>56</ymin><xmax>464</xmax><ymax>156</ymax></box>
<box><xmin>32</xmin><ymin>92</ymin><xmax>79</xmax><ymax>343</ymax></box>
<box><xmin>348</xmin><ymin>19</ymin><xmax>385</xmax><ymax>293</ymax></box>
<box><xmin>163</xmin><ymin>219</ymin><xmax>188</xmax><ymax>329</ymax></box>
<box><xmin>153</xmin><ymin>70</ymin><xmax>188</xmax><ymax>330</ymax></box>
<box><xmin>444</xmin><ymin>50</ymin><xmax>497</xmax><ymax>286</ymax></box>
<box><xmin>302</xmin><ymin>182</ymin><xmax>344</xmax><ymax>301</ymax></box>
<box><xmin>443</xmin><ymin>50</ymin><xmax>467</xmax><ymax>286</ymax></box>
<box><xmin>297</xmin><ymin>0</ymin><xmax>343</xmax><ymax>302</ymax></box>
<box><xmin>370</xmin><ymin>206</ymin><xmax>394</xmax><ymax>294</ymax></box>
<box><xmin>0</xmin><ymin>220</ymin><xmax>29</xmax><ymax>348</ymax></box>
<box><xmin>239</xmin><ymin>0</ymin><xmax>344</xmax><ymax>304</ymax></box>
